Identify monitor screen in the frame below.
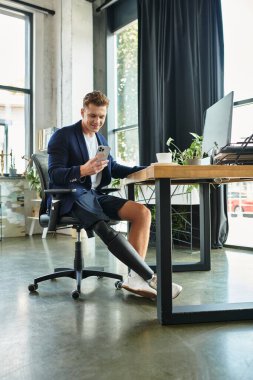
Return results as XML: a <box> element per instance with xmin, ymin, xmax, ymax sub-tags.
<box><xmin>202</xmin><ymin>91</ymin><xmax>234</xmax><ymax>156</ymax></box>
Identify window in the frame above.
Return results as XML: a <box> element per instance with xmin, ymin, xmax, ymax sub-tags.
<box><xmin>110</xmin><ymin>20</ymin><xmax>138</xmax><ymax>166</ymax></box>
<box><xmin>222</xmin><ymin>0</ymin><xmax>253</xmax><ymax>141</ymax></box>
<box><xmin>0</xmin><ymin>6</ymin><xmax>32</xmax><ymax>175</ymax></box>
<box><xmin>222</xmin><ymin>0</ymin><xmax>253</xmax><ymax>248</ymax></box>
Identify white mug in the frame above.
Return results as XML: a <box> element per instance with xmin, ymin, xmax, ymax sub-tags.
<box><xmin>156</xmin><ymin>152</ymin><xmax>172</xmax><ymax>163</ymax></box>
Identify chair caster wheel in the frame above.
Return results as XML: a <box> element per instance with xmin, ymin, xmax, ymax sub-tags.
<box><xmin>72</xmin><ymin>290</ymin><xmax>80</xmax><ymax>300</ymax></box>
<box><xmin>28</xmin><ymin>283</ymin><xmax>38</xmax><ymax>292</ymax></box>
<box><xmin>115</xmin><ymin>280</ymin><xmax>123</xmax><ymax>290</ymax></box>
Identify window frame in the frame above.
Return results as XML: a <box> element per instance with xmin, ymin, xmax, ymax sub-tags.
<box><xmin>107</xmin><ymin>20</ymin><xmax>139</xmax><ymax>164</ymax></box>
<box><xmin>0</xmin><ymin>4</ymin><xmax>33</xmax><ymax>157</ymax></box>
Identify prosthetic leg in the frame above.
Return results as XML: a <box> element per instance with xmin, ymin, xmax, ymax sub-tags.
<box><xmin>92</xmin><ymin>220</ymin><xmax>154</xmax><ymax>281</ymax></box>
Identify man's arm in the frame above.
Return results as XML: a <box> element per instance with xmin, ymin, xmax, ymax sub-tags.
<box><xmin>48</xmin><ymin>128</ymin><xmax>109</xmax><ymax>186</ymax></box>
<box><xmin>110</xmin><ymin>159</ymin><xmax>146</xmax><ymax>179</ymax></box>
<box><xmin>47</xmin><ymin>129</ymin><xmax>81</xmax><ymax>186</ymax></box>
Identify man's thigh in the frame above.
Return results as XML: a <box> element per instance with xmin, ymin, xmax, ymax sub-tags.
<box><xmin>96</xmin><ymin>192</ymin><xmax>128</xmax><ymax>220</ymax></box>
<box><xmin>70</xmin><ymin>190</ymin><xmax>110</xmax><ymax>228</ymax></box>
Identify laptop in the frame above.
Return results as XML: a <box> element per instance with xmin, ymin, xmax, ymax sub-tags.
<box><xmin>202</xmin><ymin>91</ymin><xmax>234</xmax><ymax>160</ymax></box>
<box><xmin>201</xmin><ymin>91</ymin><xmax>253</xmax><ymax>164</ymax></box>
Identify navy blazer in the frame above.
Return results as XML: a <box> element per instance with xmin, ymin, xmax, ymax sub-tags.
<box><xmin>47</xmin><ymin>120</ymin><xmax>144</xmax><ymax>216</ymax></box>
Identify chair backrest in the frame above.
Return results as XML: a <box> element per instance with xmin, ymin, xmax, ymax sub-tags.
<box><xmin>31</xmin><ymin>153</ymin><xmax>49</xmax><ymax>193</ymax></box>
<box><xmin>31</xmin><ymin>153</ymin><xmax>49</xmax><ymax>215</ymax></box>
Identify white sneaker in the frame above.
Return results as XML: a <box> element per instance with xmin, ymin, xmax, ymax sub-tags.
<box><xmin>149</xmin><ymin>274</ymin><xmax>183</xmax><ymax>299</ymax></box>
<box><xmin>172</xmin><ymin>283</ymin><xmax>183</xmax><ymax>299</ymax></box>
<box><xmin>122</xmin><ymin>272</ymin><xmax>157</xmax><ymax>299</ymax></box>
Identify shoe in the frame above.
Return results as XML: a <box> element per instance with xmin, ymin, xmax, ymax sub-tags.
<box><xmin>121</xmin><ymin>273</ymin><xmax>157</xmax><ymax>299</ymax></box>
<box><xmin>149</xmin><ymin>274</ymin><xmax>183</xmax><ymax>299</ymax></box>
<box><xmin>172</xmin><ymin>283</ymin><xmax>182</xmax><ymax>299</ymax></box>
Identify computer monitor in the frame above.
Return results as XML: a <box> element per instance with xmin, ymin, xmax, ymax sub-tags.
<box><xmin>202</xmin><ymin>91</ymin><xmax>234</xmax><ymax>157</ymax></box>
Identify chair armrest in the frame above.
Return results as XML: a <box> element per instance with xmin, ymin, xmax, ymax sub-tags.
<box><xmin>45</xmin><ymin>189</ymin><xmax>76</xmax><ymax>232</ymax></box>
<box><xmin>100</xmin><ymin>188</ymin><xmax>120</xmax><ymax>194</ymax></box>
<box><xmin>47</xmin><ymin>198</ymin><xmax>60</xmax><ymax>232</ymax></box>
<box><xmin>45</xmin><ymin>189</ymin><xmax>76</xmax><ymax>195</ymax></box>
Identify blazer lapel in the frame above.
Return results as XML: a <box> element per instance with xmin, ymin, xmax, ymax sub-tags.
<box><xmin>74</xmin><ymin>121</ymin><xmax>89</xmax><ymax>162</ymax></box>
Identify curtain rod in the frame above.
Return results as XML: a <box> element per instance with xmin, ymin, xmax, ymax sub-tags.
<box><xmin>96</xmin><ymin>0</ymin><xmax>119</xmax><ymax>13</ymax></box>
<box><xmin>5</xmin><ymin>0</ymin><xmax>55</xmax><ymax>15</ymax></box>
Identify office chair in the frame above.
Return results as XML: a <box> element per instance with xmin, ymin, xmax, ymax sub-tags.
<box><xmin>28</xmin><ymin>153</ymin><xmax>123</xmax><ymax>299</ymax></box>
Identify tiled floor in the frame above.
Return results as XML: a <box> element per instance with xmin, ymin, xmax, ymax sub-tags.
<box><xmin>0</xmin><ymin>234</ymin><xmax>253</xmax><ymax>380</ymax></box>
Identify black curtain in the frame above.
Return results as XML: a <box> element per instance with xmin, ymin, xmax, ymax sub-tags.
<box><xmin>138</xmin><ymin>0</ymin><xmax>228</xmax><ymax>247</ymax></box>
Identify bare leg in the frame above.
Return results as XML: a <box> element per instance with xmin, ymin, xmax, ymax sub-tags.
<box><xmin>117</xmin><ymin>200</ymin><xmax>182</xmax><ymax>299</ymax></box>
<box><xmin>118</xmin><ymin>201</ymin><xmax>151</xmax><ymax>259</ymax></box>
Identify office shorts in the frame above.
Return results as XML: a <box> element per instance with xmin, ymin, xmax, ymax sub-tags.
<box><xmin>69</xmin><ymin>189</ymin><xmax>128</xmax><ymax>229</ymax></box>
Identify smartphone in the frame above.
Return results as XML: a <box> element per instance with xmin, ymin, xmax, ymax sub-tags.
<box><xmin>96</xmin><ymin>145</ymin><xmax>111</xmax><ymax>161</ymax></box>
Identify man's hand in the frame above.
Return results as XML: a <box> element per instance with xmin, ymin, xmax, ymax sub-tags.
<box><xmin>80</xmin><ymin>157</ymin><xmax>108</xmax><ymax>177</ymax></box>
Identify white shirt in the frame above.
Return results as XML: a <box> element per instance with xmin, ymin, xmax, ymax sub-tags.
<box><xmin>83</xmin><ymin>133</ymin><xmax>102</xmax><ymax>189</ymax></box>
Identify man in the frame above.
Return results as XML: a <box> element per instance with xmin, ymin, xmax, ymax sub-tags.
<box><xmin>48</xmin><ymin>90</ymin><xmax>182</xmax><ymax>299</ymax></box>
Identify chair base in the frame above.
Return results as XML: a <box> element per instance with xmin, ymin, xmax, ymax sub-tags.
<box><xmin>28</xmin><ymin>267</ymin><xmax>123</xmax><ymax>299</ymax></box>
<box><xmin>28</xmin><ymin>236</ymin><xmax>123</xmax><ymax>299</ymax></box>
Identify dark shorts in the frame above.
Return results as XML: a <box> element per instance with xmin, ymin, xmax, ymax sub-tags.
<box><xmin>69</xmin><ymin>189</ymin><xmax>128</xmax><ymax>229</ymax></box>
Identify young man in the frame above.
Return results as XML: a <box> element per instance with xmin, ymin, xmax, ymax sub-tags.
<box><xmin>48</xmin><ymin>90</ymin><xmax>182</xmax><ymax>299</ymax></box>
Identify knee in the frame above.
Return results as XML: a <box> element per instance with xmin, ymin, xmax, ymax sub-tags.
<box><xmin>135</xmin><ymin>204</ymin><xmax>151</xmax><ymax>225</ymax></box>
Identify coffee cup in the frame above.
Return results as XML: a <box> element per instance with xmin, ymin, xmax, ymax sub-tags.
<box><xmin>156</xmin><ymin>152</ymin><xmax>172</xmax><ymax>163</ymax></box>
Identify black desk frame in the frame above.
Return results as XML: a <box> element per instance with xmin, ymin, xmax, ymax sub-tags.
<box><xmin>128</xmin><ymin>179</ymin><xmax>253</xmax><ymax>325</ymax></box>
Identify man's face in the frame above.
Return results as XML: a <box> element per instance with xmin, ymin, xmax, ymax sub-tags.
<box><xmin>81</xmin><ymin>103</ymin><xmax>107</xmax><ymax>134</ymax></box>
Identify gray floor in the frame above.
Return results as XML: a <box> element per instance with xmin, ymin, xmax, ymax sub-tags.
<box><xmin>1</xmin><ymin>234</ymin><xmax>253</xmax><ymax>380</ymax></box>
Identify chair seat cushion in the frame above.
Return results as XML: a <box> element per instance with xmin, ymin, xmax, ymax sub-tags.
<box><xmin>39</xmin><ymin>213</ymin><xmax>82</xmax><ymax>228</ymax></box>
<box><xmin>39</xmin><ymin>213</ymin><xmax>120</xmax><ymax>231</ymax></box>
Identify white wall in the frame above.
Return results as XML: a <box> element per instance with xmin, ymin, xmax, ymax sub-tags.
<box><xmin>72</xmin><ymin>0</ymin><xmax>93</xmax><ymax>121</ymax></box>
<box><xmin>54</xmin><ymin>0</ymin><xmax>93</xmax><ymax>127</ymax></box>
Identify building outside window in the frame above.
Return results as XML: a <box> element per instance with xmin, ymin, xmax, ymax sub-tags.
<box><xmin>222</xmin><ymin>0</ymin><xmax>253</xmax><ymax>248</ymax></box>
<box><xmin>0</xmin><ymin>6</ymin><xmax>32</xmax><ymax>175</ymax></box>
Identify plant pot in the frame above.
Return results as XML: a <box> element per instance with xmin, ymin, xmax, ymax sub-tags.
<box><xmin>186</xmin><ymin>158</ymin><xmax>202</xmax><ymax>165</ymax></box>
<box><xmin>9</xmin><ymin>168</ymin><xmax>17</xmax><ymax>176</ymax></box>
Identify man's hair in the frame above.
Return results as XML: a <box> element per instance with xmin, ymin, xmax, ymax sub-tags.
<box><xmin>83</xmin><ymin>91</ymin><xmax>110</xmax><ymax>108</ymax></box>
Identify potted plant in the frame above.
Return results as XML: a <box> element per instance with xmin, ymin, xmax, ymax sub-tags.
<box><xmin>25</xmin><ymin>166</ymin><xmax>41</xmax><ymax>195</ymax></box>
<box><xmin>166</xmin><ymin>132</ymin><xmax>207</xmax><ymax>165</ymax></box>
<box><xmin>22</xmin><ymin>156</ymin><xmax>42</xmax><ymax>197</ymax></box>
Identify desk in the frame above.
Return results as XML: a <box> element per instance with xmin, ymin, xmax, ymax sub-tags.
<box><xmin>127</xmin><ymin>164</ymin><xmax>253</xmax><ymax>325</ymax></box>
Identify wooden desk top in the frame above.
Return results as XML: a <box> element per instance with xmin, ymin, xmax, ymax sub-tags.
<box><xmin>126</xmin><ymin>164</ymin><xmax>253</xmax><ymax>184</ymax></box>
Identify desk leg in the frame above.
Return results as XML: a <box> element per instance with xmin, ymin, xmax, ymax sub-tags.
<box><xmin>155</xmin><ymin>178</ymin><xmax>173</xmax><ymax>324</ymax></box>
<box><xmin>199</xmin><ymin>183</ymin><xmax>211</xmax><ymax>270</ymax></box>
<box><xmin>127</xmin><ymin>183</ymin><xmax>135</xmax><ymax>236</ymax></box>
<box><xmin>127</xmin><ymin>183</ymin><xmax>135</xmax><ymax>202</ymax></box>
<box><xmin>171</xmin><ymin>182</ymin><xmax>211</xmax><ymax>272</ymax></box>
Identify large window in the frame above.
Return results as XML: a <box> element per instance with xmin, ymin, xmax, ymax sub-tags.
<box><xmin>222</xmin><ymin>0</ymin><xmax>253</xmax><ymax>248</ymax></box>
<box><xmin>111</xmin><ymin>20</ymin><xmax>138</xmax><ymax>166</ymax></box>
<box><xmin>222</xmin><ymin>0</ymin><xmax>253</xmax><ymax>142</ymax></box>
<box><xmin>0</xmin><ymin>6</ymin><xmax>32</xmax><ymax>175</ymax></box>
